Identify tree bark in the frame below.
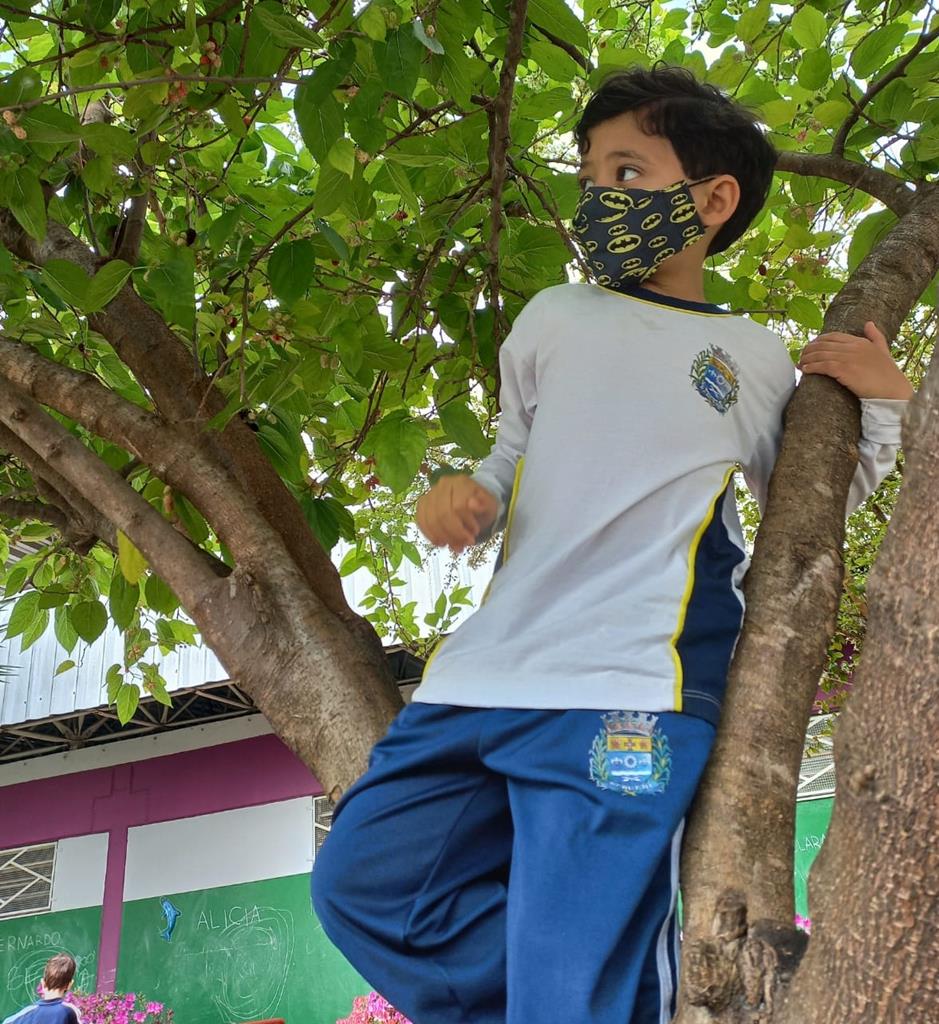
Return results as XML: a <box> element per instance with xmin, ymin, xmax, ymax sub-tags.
<box><xmin>772</xmin><ymin>329</ymin><xmax>939</xmax><ymax>1022</ymax></box>
<box><xmin>676</xmin><ymin>182</ymin><xmax>939</xmax><ymax>1022</ymax></box>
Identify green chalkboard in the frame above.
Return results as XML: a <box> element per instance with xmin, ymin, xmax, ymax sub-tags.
<box><xmin>117</xmin><ymin>873</ymin><xmax>369</xmax><ymax>1024</ymax></box>
<box><xmin>0</xmin><ymin>906</ymin><xmax>101</xmax><ymax>1019</ymax></box>
<box><xmin>794</xmin><ymin>796</ymin><xmax>833</xmax><ymax>918</ymax></box>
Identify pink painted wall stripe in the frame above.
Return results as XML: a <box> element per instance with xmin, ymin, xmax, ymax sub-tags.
<box><xmin>0</xmin><ymin>735</ymin><xmax>322</xmax><ymax>848</ymax></box>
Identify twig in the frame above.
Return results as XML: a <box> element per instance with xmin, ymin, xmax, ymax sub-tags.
<box><xmin>0</xmin><ymin>73</ymin><xmax>314</xmax><ymax>114</ymax></box>
<box><xmin>831</xmin><ymin>21</ymin><xmax>939</xmax><ymax>158</ymax></box>
<box><xmin>486</xmin><ymin>0</ymin><xmax>529</xmax><ymax>344</ymax></box>
<box><xmin>530</xmin><ymin>20</ymin><xmax>592</xmax><ymax>72</ymax></box>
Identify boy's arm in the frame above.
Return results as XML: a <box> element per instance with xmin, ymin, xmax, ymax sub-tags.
<box><xmin>470</xmin><ymin>314</ymin><xmax>539</xmax><ymax>539</ymax></box>
<box><xmin>743</xmin><ymin>321</ymin><xmax>911</xmax><ymax>514</ymax></box>
<box><xmin>416</xmin><ymin>293</ymin><xmax>542</xmax><ymax>551</ymax></box>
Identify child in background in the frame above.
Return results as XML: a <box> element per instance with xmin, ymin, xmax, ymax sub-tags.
<box><xmin>3</xmin><ymin>954</ymin><xmax>81</xmax><ymax>1024</ymax></box>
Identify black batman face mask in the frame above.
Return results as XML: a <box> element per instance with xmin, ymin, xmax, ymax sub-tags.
<box><xmin>571</xmin><ymin>178</ymin><xmax>715</xmax><ymax>288</ymax></box>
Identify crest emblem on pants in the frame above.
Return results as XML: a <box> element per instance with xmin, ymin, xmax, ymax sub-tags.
<box><xmin>589</xmin><ymin>712</ymin><xmax>672</xmax><ymax>796</ymax></box>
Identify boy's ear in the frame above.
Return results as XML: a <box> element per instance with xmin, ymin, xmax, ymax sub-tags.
<box><xmin>698</xmin><ymin>174</ymin><xmax>740</xmax><ymax>229</ymax></box>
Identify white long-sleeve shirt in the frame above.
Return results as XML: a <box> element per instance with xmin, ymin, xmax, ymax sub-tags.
<box><xmin>411</xmin><ymin>282</ymin><xmax>906</xmax><ymax>723</ymax></box>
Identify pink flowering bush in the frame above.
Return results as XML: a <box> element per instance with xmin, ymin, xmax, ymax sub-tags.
<box><xmin>64</xmin><ymin>992</ymin><xmax>173</xmax><ymax>1024</ymax></box>
<box><xmin>337</xmin><ymin>992</ymin><xmax>412</xmax><ymax>1024</ymax></box>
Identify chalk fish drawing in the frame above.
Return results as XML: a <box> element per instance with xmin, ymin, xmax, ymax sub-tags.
<box><xmin>160</xmin><ymin>898</ymin><xmax>182</xmax><ymax>942</ymax></box>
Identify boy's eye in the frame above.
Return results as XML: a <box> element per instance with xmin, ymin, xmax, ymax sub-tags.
<box><xmin>578</xmin><ymin>176</ymin><xmax>595</xmax><ymax>191</ymax></box>
<box><xmin>616</xmin><ymin>166</ymin><xmax>640</xmax><ymax>182</ymax></box>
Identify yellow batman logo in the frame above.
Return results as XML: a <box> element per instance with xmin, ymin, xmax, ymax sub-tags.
<box><xmin>641</xmin><ymin>212</ymin><xmax>663</xmax><ymax>231</ymax></box>
<box><xmin>682</xmin><ymin>225</ymin><xmax>702</xmax><ymax>239</ymax></box>
<box><xmin>653</xmin><ymin>247</ymin><xmax>677</xmax><ymax>263</ymax></box>
<box><xmin>633</xmin><ymin>195</ymin><xmax>654</xmax><ymax>210</ymax></box>
<box><xmin>670</xmin><ymin>203</ymin><xmax>698</xmax><ymax>223</ymax></box>
<box><xmin>608</xmin><ymin>234</ymin><xmax>642</xmax><ymax>254</ymax></box>
<box><xmin>648</xmin><ymin>234</ymin><xmax>669</xmax><ymax>249</ymax></box>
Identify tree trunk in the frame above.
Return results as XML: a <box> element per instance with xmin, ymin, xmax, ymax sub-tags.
<box><xmin>677</xmin><ymin>182</ymin><xmax>939</xmax><ymax>1022</ymax></box>
<box><xmin>773</xmin><ymin>347</ymin><xmax>939</xmax><ymax>1022</ymax></box>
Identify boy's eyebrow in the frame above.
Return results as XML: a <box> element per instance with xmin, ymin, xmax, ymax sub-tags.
<box><xmin>578</xmin><ymin>149</ymin><xmax>648</xmax><ymax>170</ymax></box>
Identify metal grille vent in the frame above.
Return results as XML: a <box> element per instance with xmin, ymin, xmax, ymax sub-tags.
<box><xmin>0</xmin><ymin>843</ymin><xmax>56</xmax><ymax>919</ymax></box>
<box><xmin>799</xmin><ymin>714</ymin><xmax>836</xmax><ymax>800</ymax></box>
<box><xmin>314</xmin><ymin>795</ymin><xmax>334</xmax><ymax>857</ymax></box>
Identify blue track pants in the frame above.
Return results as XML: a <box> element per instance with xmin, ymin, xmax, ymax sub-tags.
<box><xmin>312</xmin><ymin>702</ymin><xmax>715</xmax><ymax>1024</ymax></box>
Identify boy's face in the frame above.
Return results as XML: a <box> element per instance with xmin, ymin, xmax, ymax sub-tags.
<box><xmin>577</xmin><ymin>110</ymin><xmax>688</xmax><ymax>192</ymax></box>
<box><xmin>576</xmin><ymin>110</ymin><xmax>739</xmax><ymax>244</ymax></box>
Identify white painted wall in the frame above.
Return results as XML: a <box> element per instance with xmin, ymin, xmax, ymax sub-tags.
<box><xmin>123</xmin><ymin>798</ymin><xmax>314</xmax><ymax>901</ymax></box>
<box><xmin>51</xmin><ymin>833</ymin><xmax>108</xmax><ymax>911</ymax></box>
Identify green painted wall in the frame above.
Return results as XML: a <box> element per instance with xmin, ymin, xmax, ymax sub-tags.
<box><xmin>117</xmin><ymin>873</ymin><xmax>369</xmax><ymax>1024</ymax></box>
<box><xmin>794</xmin><ymin>796</ymin><xmax>833</xmax><ymax>918</ymax></box>
<box><xmin>0</xmin><ymin>906</ymin><xmax>101</xmax><ymax>1019</ymax></box>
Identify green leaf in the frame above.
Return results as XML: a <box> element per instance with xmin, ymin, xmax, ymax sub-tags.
<box><xmin>116</xmin><ymin>681</ymin><xmax>140</xmax><ymax>724</ymax></box>
<box><xmin>215</xmin><ymin>93</ymin><xmax>247</xmax><ymax>139</ymax></box>
<box><xmin>55</xmin><ymin>659</ymin><xmax>76</xmax><ymax>676</ymax></box>
<box><xmin>5</xmin><ymin>590</ymin><xmax>41</xmax><ymax>640</ymax></box>
<box><xmin>19</xmin><ymin>607</ymin><xmax>49</xmax><ymax>651</ymax></box>
<box><xmin>86</xmin><ymin>260</ymin><xmax>134</xmax><ymax>312</ymax></box>
<box><xmin>54</xmin><ymin>604</ymin><xmax>78</xmax><ymax>653</ymax></box>
<box><xmin>71</xmin><ymin>600</ymin><xmax>107</xmax><ymax>644</ymax></box>
<box><xmin>797</xmin><ymin>49</ymin><xmax>832</xmax><ymax>91</ymax></box>
<box><xmin>790</xmin><ymin>6</ymin><xmax>828</xmax><ymax>49</ymax></box>
<box><xmin>106</xmin><ymin>663</ymin><xmax>123</xmax><ymax>703</ymax></box>
<box><xmin>375</xmin><ymin>28</ymin><xmax>425</xmax><ymax>97</ymax></box>
<box><xmin>81</xmin><ymin>154</ymin><xmax>113</xmax><ymax>195</ymax></box>
<box><xmin>528</xmin><ymin>0</ymin><xmax>589</xmax><ymax>49</ymax></box>
<box><xmin>295</xmin><ymin>87</ymin><xmax>343</xmax><ymax>162</ymax></box>
<box><xmin>851</xmin><ymin>24</ymin><xmax>908</xmax><ymax>80</ymax></box>
<box><xmin>529</xmin><ymin>39</ymin><xmax>580</xmax><ymax>82</ymax></box>
<box><xmin>359</xmin><ymin>3</ymin><xmax>386</xmax><ymax>41</ymax></box>
<box><xmin>847</xmin><ymin>208</ymin><xmax>897</xmax><ymax>273</ymax></box>
<box><xmin>144</xmin><ymin>574</ymin><xmax>178</xmax><ymax>616</ymax></box>
<box><xmin>84</xmin><ymin>0</ymin><xmax>121</xmax><ymax>30</ymax></box>
<box><xmin>207</xmin><ymin>208</ymin><xmax>241</xmax><ymax>251</ymax></box>
<box><xmin>20</xmin><ymin>106</ymin><xmax>82</xmax><ymax>144</ymax></box>
<box><xmin>253</xmin><ymin>5</ymin><xmax>322</xmax><ymax>48</ymax></box>
<box><xmin>109</xmin><ymin>570</ymin><xmax>139</xmax><ymax>630</ymax></box>
<box><xmin>737</xmin><ymin>0</ymin><xmax>770</xmax><ymax>44</ymax></box>
<box><xmin>328</xmin><ymin>136</ymin><xmax>356</xmax><ymax>177</ymax></box>
<box><xmin>117</xmin><ymin>529</ymin><xmax>148</xmax><ymax>584</ymax></box>
<box><xmin>81</xmin><ymin>122</ymin><xmax>138</xmax><ymax>159</ymax></box>
<box><xmin>439</xmin><ymin>400</ymin><xmax>491</xmax><ymax>458</ymax></box>
<box><xmin>413</xmin><ymin>19</ymin><xmax>444</xmax><ymax>55</ymax></box>
<box><xmin>362</xmin><ymin>411</ymin><xmax>428</xmax><ymax>493</ymax></box>
<box><xmin>268</xmin><ymin>238</ymin><xmax>315</xmax><ymax>306</ymax></box>
<box><xmin>789</xmin><ymin>294</ymin><xmax>824</xmax><ymax>331</ymax></box>
<box><xmin>6</xmin><ymin>168</ymin><xmax>46</xmax><ymax>241</ymax></box>
<box><xmin>41</xmin><ymin>259</ymin><xmax>90</xmax><ymax>308</ymax></box>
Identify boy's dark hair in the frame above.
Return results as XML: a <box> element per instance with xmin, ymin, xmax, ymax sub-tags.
<box><xmin>575</xmin><ymin>63</ymin><xmax>777</xmax><ymax>255</ymax></box>
<box><xmin>42</xmin><ymin>953</ymin><xmax>76</xmax><ymax>991</ymax></box>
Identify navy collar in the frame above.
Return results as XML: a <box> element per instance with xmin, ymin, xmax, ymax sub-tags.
<box><xmin>601</xmin><ymin>282</ymin><xmax>729</xmax><ymax>316</ymax></box>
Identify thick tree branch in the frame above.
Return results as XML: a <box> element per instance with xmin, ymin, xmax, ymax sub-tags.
<box><xmin>831</xmin><ymin>22</ymin><xmax>939</xmax><ymax>159</ymax></box>
<box><xmin>0</xmin><ymin>334</ymin><xmax>313</xmax><ymax>587</ymax></box>
<box><xmin>0</xmin><ymin>422</ymin><xmax>116</xmax><ymax>552</ymax></box>
<box><xmin>0</xmin><ymin>378</ymin><xmax>221</xmax><ymax>612</ymax></box>
<box><xmin>0</xmin><ymin>498</ymin><xmax>70</xmax><ymax>532</ymax></box>
<box><xmin>0</xmin><ymin>212</ymin><xmax>366</xmax><ymax>641</ymax></box>
<box><xmin>486</xmin><ymin>0</ymin><xmax>529</xmax><ymax>340</ymax></box>
<box><xmin>775</xmin><ymin>150</ymin><xmax>917</xmax><ymax>216</ymax></box>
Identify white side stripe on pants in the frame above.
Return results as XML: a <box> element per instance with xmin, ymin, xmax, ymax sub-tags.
<box><xmin>656</xmin><ymin>818</ymin><xmax>685</xmax><ymax>1024</ymax></box>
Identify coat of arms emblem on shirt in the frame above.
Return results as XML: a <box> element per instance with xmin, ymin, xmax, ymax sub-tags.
<box><xmin>588</xmin><ymin>711</ymin><xmax>673</xmax><ymax>796</ymax></box>
<box><xmin>690</xmin><ymin>345</ymin><xmax>740</xmax><ymax>414</ymax></box>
